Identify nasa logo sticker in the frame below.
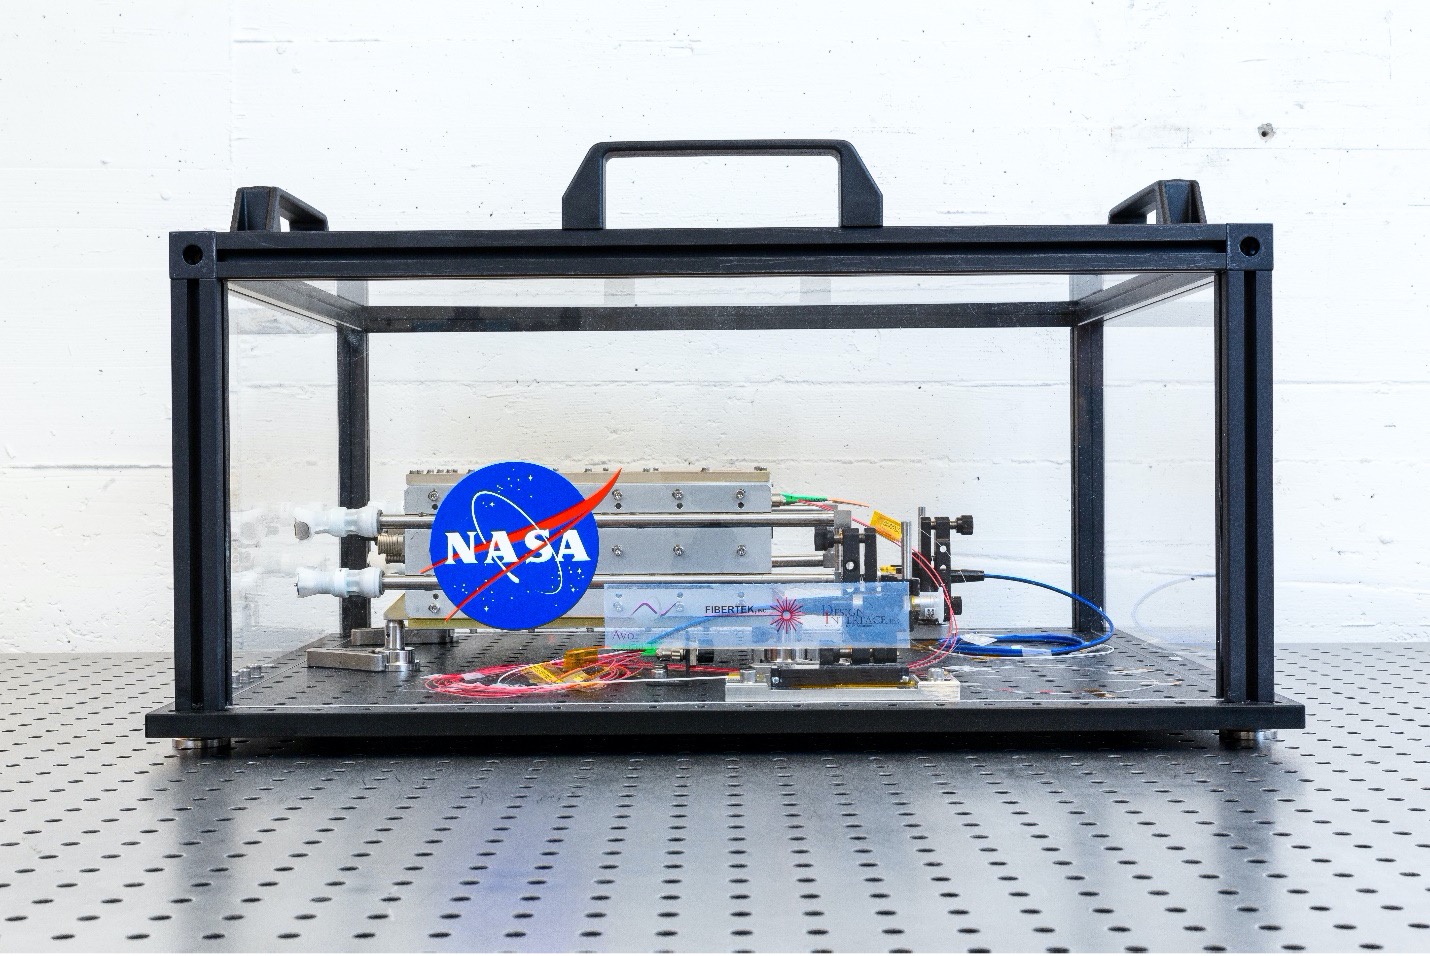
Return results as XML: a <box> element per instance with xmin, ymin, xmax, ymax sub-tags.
<box><xmin>428</xmin><ymin>462</ymin><xmax>613</xmax><ymax>630</ymax></box>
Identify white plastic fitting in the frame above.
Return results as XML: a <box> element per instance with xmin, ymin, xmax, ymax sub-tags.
<box><xmin>295</xmin><ymin>566</ymin><xmax>384</xmax><ymax>599</ymax></box>
<box><xmin>293</xmin><ymin>504</ymin><xmax>381</xmax><ymax>541</ymax></box>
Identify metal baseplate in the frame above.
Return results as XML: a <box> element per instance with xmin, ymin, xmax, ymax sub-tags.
<box><xmin>306</xmin><ymin>646</ymin><xmax>416</xmax><ymax>672</ymax></box>
<box><xmin>305</xmin><ymin>624</ymin><xmax>419</xmax><ymax>672</ymax></box>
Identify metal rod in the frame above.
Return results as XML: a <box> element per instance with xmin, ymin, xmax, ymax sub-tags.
<box><xmin>900</xmin><ymin>520</ymin><xmax>913</xmax><ymax>578</ymax></box>
<box><xmin>772</xmin><ymin>553</ymin><xmax>827</xmax><ymax>568</ymax></box>
<box><xmin>378</xmin><ymin>515</ymin><xmax>433</xmax><ymax>530</ymax></box>
<box><xmin>381</xmin><ymin>574</ymin><xmax>440</xmax><ymax>591</ymax></box>
<box><xmin>380</xmin><ymin>572</ymin><xmax>838</xmax><ymax>591</ymax></box>
<box><xmin>607</xmin><ymin>508</ymin><xmax>836</xmax><ymax>526</ymax></box>
<box><xmin>592</xmin><ymin>573</ymin><xmax>837</xmax><ymax>586</ymax></box>
<box><xmin>378</xmin><ymin>510</ymin><xmax>837</xmax><ymax>531</ymax></box>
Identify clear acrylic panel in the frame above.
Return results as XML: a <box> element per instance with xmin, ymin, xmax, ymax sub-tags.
<box><xmin>227</xmin><ymin>292</ymin><xmax>339</xmax><ymax>669</ymax></box>
<box><xmin>364</xmin><ymin>275</ymin><xmax>1074</xmax><ymax>633</ymax></box>
<box><xmin>225</xmin><ymin>270</ymin><xmax>1220</xmax><ymax>708</ymax></box>
<box><xmin>1104</xmin><ymin>283</ymin><xmax>1217</xmax><ymax>651</ymax></box>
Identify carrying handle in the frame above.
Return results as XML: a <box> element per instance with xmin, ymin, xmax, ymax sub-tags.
<box><xmin>1107</xmin><ymin>180</ymin><xmax>1206</xmax><ymax>225</ymax></box>
<box><xmin>230</xmin><ymin>186</ymin><xmax>329</xmax><ymax>232</ymax></box>
<box><xmin>561</xmin><ymin>139</ymin><xmax>883</xmax><ymax>229</ymax></box>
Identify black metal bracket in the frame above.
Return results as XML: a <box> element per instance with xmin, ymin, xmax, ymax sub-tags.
<box><xmin>837</xmin><ymin>527</ymin><xmax>881</xmax><ymax>583</ymax></box>
<box><xmin>1108</xmin><ymin>180</ymin><xmax>1206</xmax><ymax>225</ymax></box>
<box><xmin>917</xmin><ymin>517</ymin><xmax>934</xmax><ymax>591</ymax></box>
<box><xmin>840</xmin><ymin>528</ymin><xmax>859</xmax><ymax>582</ymax></box>
<box><xmin>863</xmin><ymin>528</ymin><xmax>878</xmax><ymax>583</ymax></box>
<box><xmin>918</xmin><ymin>516</ymin><xmax>971</xmax><ymax>579</ymax></box>
<box><xmin>931</xmin><ymin>518</ymin><xmax>953</xmax><ymax>584</ymax></box>
<box><xmin>916</xmin><ymin>516</ymin><xmax>980</xmax><ymax>616</ymax></box>
<box><xmin>231</xmin><ymin>187</ymin><xmax>330</xmax><ymax>232</ymax></box>
<box><xmin>561</xmin><ymin>139</ymin><xmax>883</xmax><ymax>229</ymax></box>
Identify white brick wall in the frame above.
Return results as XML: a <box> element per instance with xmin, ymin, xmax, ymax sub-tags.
<box><xmin>2</xmin><ymin>0</ymin><xmax>1427</xmax><ymax>651</ymax></box>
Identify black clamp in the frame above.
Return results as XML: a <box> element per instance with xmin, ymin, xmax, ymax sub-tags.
<box><xmin>917</xmin><ymin>515</ymin><xmax>979</xmax><ymax>618</ymax></box>
<box><xmin>839</xmin><ymin>527</ymin><xmax>879</xmax><ymax>583</ymax></box>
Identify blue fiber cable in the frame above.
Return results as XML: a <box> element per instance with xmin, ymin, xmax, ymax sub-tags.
<box><xmin>946</xmin><ymin>572</ymin><xmax>1114</xmax><ymax>657</ymax></box>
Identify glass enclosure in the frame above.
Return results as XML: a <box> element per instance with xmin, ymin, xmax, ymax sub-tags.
<box><xmin>1104</xmin><ymin>283</ymin><xmax>1217</xmax><ymax>651</ymax></box>
<box><xmin>228</xmin><ymin>295</ymin><xmax>338</xmax><ymax>669</ymax></box>
<box><xmin>224</xmin><ymin>270</ymin><xmax>1221</xmax><ymax>709</ymax></box>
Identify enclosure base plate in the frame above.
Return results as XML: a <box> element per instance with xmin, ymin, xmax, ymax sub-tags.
<box><xmin>150</xmin><ymin>631</ymin><xmax>1303</xmax><ymax>738</ymax></box>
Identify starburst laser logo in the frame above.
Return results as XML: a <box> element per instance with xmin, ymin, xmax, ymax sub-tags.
<box><xmin>769</xmin><ymin>596</ymin><xmax>805</xmax><ymax>636</ymax></box>
<box><xmin>425</xmin><ymin>462</ymin><xmax>618</xmax><ymax>630</ymax></box>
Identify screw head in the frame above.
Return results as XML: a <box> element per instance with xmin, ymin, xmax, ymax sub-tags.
<box><xmin>734</xmin><ymin>488</ymin><xmax>746</xmax><ymax>500</ymax></box>
<box><xmin>427</xmin><ymin>604</ymin><xmax>440</xmax><ymax>613</ymax></box>
<box><xmin>611</xmin><ymin>489</ymin><xmax>623</xmax><ymax>501</ymax></box>
<box><xmin>672</xmin><ymin>489</ymin><xmax>683</xmax><ymax>500</ymax></box>
<box><xmin>673</xmin><ymin>544</ymin><xmax>685</xmax><ymax>557</ymax></box>
<box><xmin>427</xmin><ymin>489</ymin><xmax>441</xmax><ymax>502</ymax></box>
<box><xmin>736</xmin><ymin>545</ymin><xmax>747</xmax><ymax>557</ymax></box>
<box><xmin>611</xmin><ymin>545</ymin><xmax>623</xmax><ymax>557</ymax></box>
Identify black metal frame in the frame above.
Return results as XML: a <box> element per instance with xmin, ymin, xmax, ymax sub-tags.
<box><xmin>150</xmin><ymin>140</ymin><xmax>1299</xmax><ymax>739</ymax></box>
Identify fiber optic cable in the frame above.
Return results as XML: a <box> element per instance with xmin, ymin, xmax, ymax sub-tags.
<box><xmin>800</xmin><ymin>495</ymin><xmax>1114</xmax><ymax>657</ymax></box>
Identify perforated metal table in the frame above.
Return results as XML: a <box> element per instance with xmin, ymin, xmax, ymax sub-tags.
<box><xmin>2</xmin><ymin>645</ymin><xmax>1427</xmax><ymax>953</ymax></box>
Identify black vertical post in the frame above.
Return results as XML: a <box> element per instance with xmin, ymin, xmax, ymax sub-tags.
<box><xmin>1215</xmin><ymin>233</ymin><xmax>1274</xmax><ymax>703</ymax></box>
<box><xmin>1249</xmin><ymin>270</ymin><xmax>1275</xmax><ymax>702</ymax></box>
<box><xmin>1070</xmin><ymin>296</ymin><xmax>1106</xmax><ymax>635</ymax></box>
<box><xmin>171</xmin><ymin>275</ymin><xmax>231</xmax><ymax>711</ymax></box>
<box><xmin>336</xmin><ymin>282</ymin><xmax>371</xmax><ymax>638</ymax></box>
